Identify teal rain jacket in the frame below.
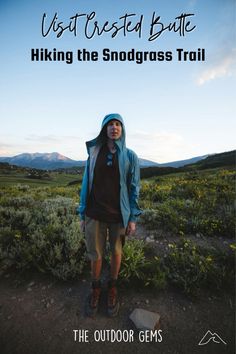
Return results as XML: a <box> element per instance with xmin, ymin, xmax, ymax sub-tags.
<box><xmin>77</xmin><ymin>113</ymin><xmax>142</xmax><ymax>228</ymax></box>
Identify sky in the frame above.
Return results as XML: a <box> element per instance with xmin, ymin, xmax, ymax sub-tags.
<box><xmin>0</xmin><ymin>0</ymin><xmax>235</xmax><ymax>163</ymax></box>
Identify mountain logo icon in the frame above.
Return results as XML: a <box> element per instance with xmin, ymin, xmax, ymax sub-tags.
<box><xmin>198</xmin><ymin>330</ymin><xmax>227</xmax><ymax>346</ymax></box>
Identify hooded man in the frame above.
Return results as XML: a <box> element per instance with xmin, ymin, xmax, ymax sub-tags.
<box><xmin>78</xmin><ymin>113</ymin><xmax>141</xmax><ymax>317</ymax></box>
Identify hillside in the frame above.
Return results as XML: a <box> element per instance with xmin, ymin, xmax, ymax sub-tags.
<box><xmin>186</xmin><ymin>150</ymin><xmax>235</xmax><ymax>169</ymax></box>
<box><xmin>0</xmin><ymin>162</ymin><xmax>83</xmax><ymax>187</ymax></box>
<box><xmin>0</xmin><ymin>152</ymin><xmax>208</xmax><ymax>170</ymax></box>
<box><xmin>141</xmin><ymin>150</ymin><xmax>235</xmax><ymax>179</ymax></box>
<box><xmin>1</xmin><ymin>150</ymin><xmax>235</xmax><ymax>183</ymax></box>
<box><xmin>0</xmin><ymin>153</ymin><xmax>85</xmax><ymax>170</ymax></box>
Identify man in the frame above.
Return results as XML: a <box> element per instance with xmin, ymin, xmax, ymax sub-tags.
<box><xmin>78</xmin><ymin>113</ymin><xmax>141</xmax><ymax>317</ymax></box>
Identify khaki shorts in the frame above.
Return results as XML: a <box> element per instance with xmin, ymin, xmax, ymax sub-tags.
<box><xmin>85</xmin><ymin>216</ymin><xmax>126</xmax><ymax>261</ymax></box>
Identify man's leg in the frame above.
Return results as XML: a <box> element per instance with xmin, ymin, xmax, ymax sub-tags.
<box><xmin>107</xmin><ymin>224</ymin><xmax>125</xmax><ymax>317</ymax></box>
<box><xmin>110</xmin><ymin>254</ymin><xmax>122</xmax><ymax>280</ymax></box>
<box><xmin>91</xmin><ymin>259</ymin><xmax>103</xmax><ymax>280</ymax></box>
<box><xmin>85</xmin><ymin>218</ymin><xmax>106</xmax><ymax>317</ymax></box>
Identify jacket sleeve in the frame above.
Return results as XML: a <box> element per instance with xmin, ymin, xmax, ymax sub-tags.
<box><xmin>128</xmin><ymin>151</ymin><xmax>142</xmax><ymax>222</ymax></box>
<box><xmin>76</xmin><ymin>159</ymin><xmax>89</xmax><ymax>220</ymax></box>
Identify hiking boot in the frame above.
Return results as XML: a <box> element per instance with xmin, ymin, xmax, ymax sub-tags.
<box><xmin>85</xmin><ymin>280</ymin><xmax>101</xmax><ymax>317</ymax></box>
<box><xmin>107</xmin><ymin>280</ymin><xmax>120</xmax><ymax>317</ymax></box>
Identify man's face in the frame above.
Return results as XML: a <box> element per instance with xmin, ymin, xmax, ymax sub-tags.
<box><xmin>107</xmin><ymin>120</ymin><xmax>122</xmax><ymax>140</ymax></box>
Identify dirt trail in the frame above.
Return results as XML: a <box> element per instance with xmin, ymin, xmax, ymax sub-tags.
<box><xmin>0</xmin><ymin>225</ymin><xmax>235</xmax><ymax>354</ymax></box>
<box><xmin>0</xmin><ymin>264</ymin><xmax>235</xmax><ymax>354</ymax></box>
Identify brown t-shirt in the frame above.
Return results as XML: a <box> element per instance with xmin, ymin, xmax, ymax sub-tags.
<box><xmin>86</xmin><ymin>144</ymin><xmax>122</xmax><ymax>223</ymax></box>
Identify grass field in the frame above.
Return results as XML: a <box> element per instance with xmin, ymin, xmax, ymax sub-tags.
<box><xmin>0</xmin><ymin>171</ymin><xmax>82</xmax><ymax>187</ymax></box>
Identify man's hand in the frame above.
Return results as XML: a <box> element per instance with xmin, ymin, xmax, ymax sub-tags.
<box><xmin>80</xmin><ymin>220</ymin><xmax>85</xmax><ymax>233</ymax></box>
<box><xmin>126</xmin><ymin>221</ymin><xmax>136</xmax><ymax>235</ymax></box>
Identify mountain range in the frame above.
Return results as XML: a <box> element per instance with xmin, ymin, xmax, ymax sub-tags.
<box><xmin>0</xmin><ymin>152</ymin><xmax>209</xmax><ymax>170</ymax></box>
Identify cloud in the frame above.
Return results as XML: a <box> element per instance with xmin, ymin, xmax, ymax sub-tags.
<box><xmin>129</xmin><ymin>131</ymin><xmax>183</xmax><ymax>143</ymax></box>
<box><xmin>0</xmin><ymin>142</ymin><xmax>12</xmax><ymax>156</ymax></box>
<box><xmin>128</xmin><ymin>131</ymin><xmax>193</xmax><ymax>163</ymax></box>
<box><xmin>0</xmin><ymin>135</ymin><xmax>88</xmax><ymax>160</ymax></box>
<box><xmin>24</xmin><ymin>135</ymin><xmax>88</xmax><ymax>159</ymax></box>
<box><xmin>197</xmin><ymin>50</ymin><xmax>236</xmax><ymax>86</ymax></box>
<box><xmin>187</xmin><ymin>0</ymin><xmax>197</xmax><ymax>9</ymax></box>
<box><xmin>25</xmin><ymin>134</ymin><xmax>81</xmax><ymax>143</ymax></box>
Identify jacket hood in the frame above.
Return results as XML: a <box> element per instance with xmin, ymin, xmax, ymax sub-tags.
<box><xmin>86</xmin><ymin>113</ymin><xmax>126</xmax><ymax>152</ymax></box>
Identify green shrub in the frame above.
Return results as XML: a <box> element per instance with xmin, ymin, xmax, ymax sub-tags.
<box><xmin>140</xmin><ymin>169</ymin><xmax>235</xmax><ymax>237</ymax></box>
<box><xmin>165</xmin><ymin>239</ymin><xmax>210</xmax><ymax>295</ymax></box>
<box><xmin>0</xmin><ymin>195</ymin><xmax>86</xmax><ymax>280</ymax></box>
<box><xmin>0</xmin><ymin>171</ymin><xmax>234</xmax><ymax>294</ymax></box>
<box><xmin>164</xmin><ymin>239</ymin><xmax>235</xmax><ymax>295</ymax></box>
<box><xmin>142</xmin><ymin>256</ymin><xmax>167</xmax><ymax>289</ymax></box>
<box><xmin>118</xmin><ymin>239</ymin><xmax>167</xmax><ymax>290</ymax></box>
<box><xmin>119</xmin><ymin>239</ymin><xmax>147</xmax><ymax>282</ymax></box>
